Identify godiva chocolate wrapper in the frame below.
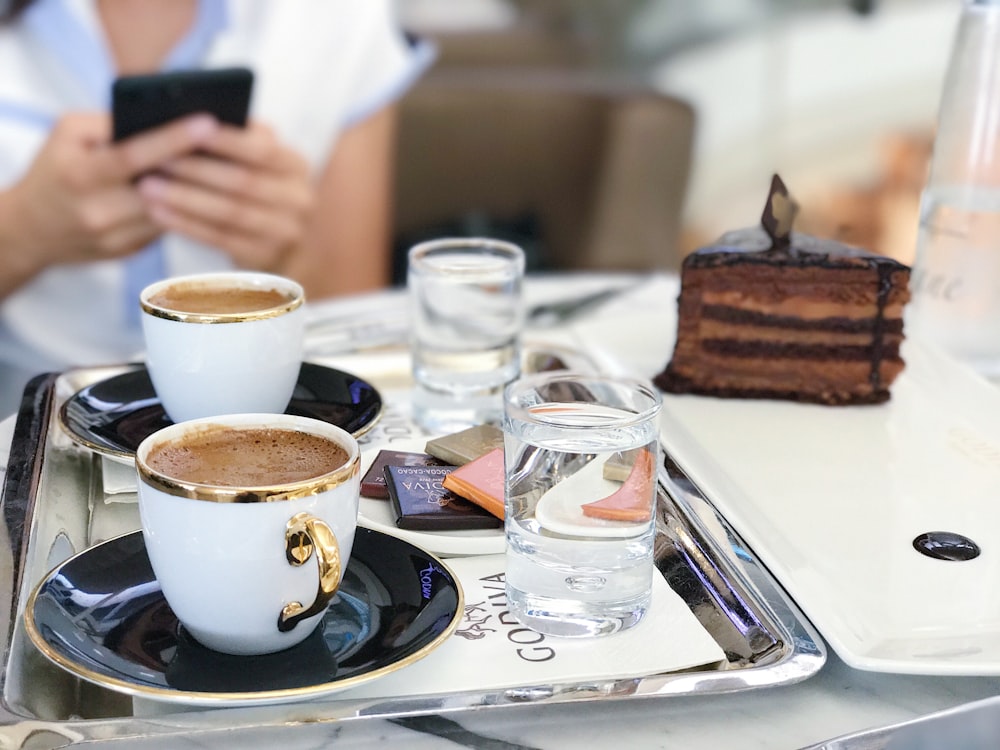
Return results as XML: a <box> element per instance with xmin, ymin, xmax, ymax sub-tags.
<box><xmin>383</xmin><ymin>465</ymin><xmax>500</xmax><ymax>531</ymax></box>
<box><xmin>361</xmin><ymin>449</ymin><xmax>449</xmax><ymax>499</ymax></box>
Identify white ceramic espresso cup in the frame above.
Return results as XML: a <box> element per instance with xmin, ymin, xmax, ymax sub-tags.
<box><xmin>135</xmin><ymin>413</ymin><xmax>360</xmax><ymax>656</ymax></box>
<box><xmin>140</xmin><ymin>271</ymin><xmax>305</xmax><ymax>423</ymax></box>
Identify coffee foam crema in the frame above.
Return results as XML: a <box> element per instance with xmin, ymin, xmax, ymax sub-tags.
<box><xmin>142</xmin><ymin>279</ymin><xmax>302</xmax><ymax>322</ymax></box>
<box><xmin>141</xmin><ymin>426</ymin><xmax>354</xmax><ymax>502</ymax></box>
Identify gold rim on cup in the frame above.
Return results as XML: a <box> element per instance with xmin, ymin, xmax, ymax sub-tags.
<box><xmin>135</xmin><ymin>419</ymin><xmax>360</xmax><ymax>504</ymax></box>
<box><xmin>139</xmin><ymin>272</ymin><xmax>304</xmax><ymax>324</ymax></box>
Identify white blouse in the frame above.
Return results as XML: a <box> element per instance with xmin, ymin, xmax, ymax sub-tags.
<box><xmin>0</xmin><ymin>0</ymin><xmax>431</xmax><ymax>412</ymax></box>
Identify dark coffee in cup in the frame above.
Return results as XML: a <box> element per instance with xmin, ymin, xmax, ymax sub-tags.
<box><xmin>145</xmin><ymin>425</ymin><xmax>348</xmax><ymax>487</ymax></box>
<box><xmin>147</xmin><ymin>282</ymin><xmax>294</xmax><ymax>315</ymax></box>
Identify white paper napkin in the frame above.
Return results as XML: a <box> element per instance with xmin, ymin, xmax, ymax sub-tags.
<box><xmin>566</xmin><ymin>274</ymin><xmax>679</xmax><ymax>380</ymax></box>
<box><xmin>102</xmin><ymin>457</ymin><xmax>138</xmax><ymax>500</ymax></box>
<box><xmin>337</xmin><ymin>553</ymin><xmax>726</xmax><ymax>700</ymax></box>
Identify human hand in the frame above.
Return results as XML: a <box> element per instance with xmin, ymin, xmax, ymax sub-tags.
<box><xmin>135</xmin><ymin>120</ymin><xmax>315</xmax><ymax>273</ymax></box>
<box><xmin>3</xmin><ymin>112</ymin><xmax>220</xmax><ymax>270</ymax></box>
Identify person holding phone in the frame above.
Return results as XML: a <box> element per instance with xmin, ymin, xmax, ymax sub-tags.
<box><xmin>0</xmin><ymin>0</ymin><xmax>433</xmax><ymax>415</ymax></box>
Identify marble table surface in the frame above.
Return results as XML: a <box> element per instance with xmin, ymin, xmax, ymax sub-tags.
<box><xmin>2</xmin><ymin>273</ymin><xmax>999</xmax><ymax>749</ymax></box>
<box><xmin>1</xmin><ymin>654</ymin><xmax>996</xmax><ymax>750</ymax></box>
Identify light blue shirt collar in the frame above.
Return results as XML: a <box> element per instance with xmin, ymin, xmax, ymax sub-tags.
<box><xmin>22</xmin><ymin>0</ymin><xmax>229</xmax><ymax>107</ymax></box>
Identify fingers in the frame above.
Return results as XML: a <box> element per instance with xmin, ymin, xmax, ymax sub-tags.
<box><xmin>138</xmin><ymin>175</ymin><xmax>303</xmax><ymax>269</ymax></box>
<box><xmin>15</xmin><ymin>112</ymin><xmax>170</xmax><ymax>266</ymax></box>
<box><xmin>105</xmin><ymin>115</ymin><xmax>221</xmax><ymax>182</ymax></box>
<box><xmin>52</xmin><ymin>112</ymin><xmax>113</xmax><ymax>146</ymax></box>
<box><xmin>75</xmin><ymin>186</ymin><xmax>162</xmax><ymax>256</ymax></box>
<box><xmin>196</xmin><ymin>120</ymin><xmax>296</xmax><ymax>170</ymax></box>
<box><xmin>132</xmin><ymin>121</ymin><xmax>314</xmax><ymax>269</ymax></box>
<box><xmin>163</xmin><ymin>121</ymin><xmax>312</xmax><ymax>208</ymax></box>
<box><xmin>94</xmin><ymin>218</ymin><xmax>163</xmax><ymax>258</ymax></box>
<box><xmin>46</xmin><ymin>112</ymin><xmax>220</xmax><ymax>188</ymax></box>
<box><xmin>159</xmin><ymin>151</ymin><xmax>312</xmax><ymax>209</ymax></box>
<box><xmin>147</xmin><ymin>206</ymin><xmax>293</xmax><ymax>269</ymax></box>
<box><xmin>46</xmin><ymin>113</ymin><xmax>117</xmax><ymax>187</ymax></box>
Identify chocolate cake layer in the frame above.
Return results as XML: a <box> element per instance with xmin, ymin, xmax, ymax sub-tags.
<box><xmin>700</xmin><ymin>339</ymin><xmax>901</xmax><ymax>360</ymax></box>
<box><xmin>654</xmin><ymin>371</ymin><xmax>893</xmax><ymax>406</ymax></box>
<box><xmin>657</xmin><ymin>351</ymin><xmax>905</xmax><ymax>404</ymax></box>
<box><xmin>661</xmin><ymin>351</ymin><xmax>905</xmax><ymax>389</ymax></box>
<box><xmin>694</xmin><ymin>325</ymin><xmax>887</xmax><ymax>347</ymax></box>
<box><xmin>701</xmin><ymin>305</ymin><xmax>905</xmax><ymax>333</ymax></box>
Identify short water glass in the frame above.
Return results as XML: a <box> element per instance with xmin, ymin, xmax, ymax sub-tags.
<box><xmin>503</xmin><ymin>372</ymin><xmax>662</xmax><ymax>637</ymax></box>
<box><xmin>408</xmin><ymin>237</ymin><xmax>525</xmax><ymax>434</ymax></box>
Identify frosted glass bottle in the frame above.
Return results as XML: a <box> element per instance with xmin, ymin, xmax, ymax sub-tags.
<box><xmin>908</xmin><ymin>0</ymin><xmax>1000</xmax><ymax>375</ymax></box>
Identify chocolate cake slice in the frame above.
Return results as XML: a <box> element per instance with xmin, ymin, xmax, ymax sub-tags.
<box><xmin>655</xmin><ymin>175</ymin><xmax>911</xmax><ymax>405</ymax></box>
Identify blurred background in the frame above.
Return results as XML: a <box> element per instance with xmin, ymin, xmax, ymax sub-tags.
<box><xmin>390</xmin><ymin>0</ymin><xmax>952</xmax><ymax>278</ymax></box>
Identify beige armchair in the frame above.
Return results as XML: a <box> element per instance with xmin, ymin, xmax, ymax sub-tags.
<box><xmin>392</xmin><ymin>68</ymin><xmax>695</xmax><ymax>278</ymax></box>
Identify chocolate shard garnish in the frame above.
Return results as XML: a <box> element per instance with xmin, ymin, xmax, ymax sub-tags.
<box><xmin>761</xmin><ymin>174</ymin><xmax>799</xmax><ymax>248</ymax></box>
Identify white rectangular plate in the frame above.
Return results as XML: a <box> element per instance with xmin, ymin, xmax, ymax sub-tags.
<box><xmin>659</xmin><ymin>338</ymin><xmax>1000</xmax><ymax>675</ymax></box>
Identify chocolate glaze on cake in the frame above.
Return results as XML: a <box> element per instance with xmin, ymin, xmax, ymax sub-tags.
<box><xmin>655</xmin><ymin>176</ymin><xmax>911</xmax><ymax>405</ymax></box>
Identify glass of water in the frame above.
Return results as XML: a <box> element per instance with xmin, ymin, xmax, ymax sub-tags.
<box><xmin>408</xmin><ymin>237</ymin><xmax>525</xmax><ymax>434</ymax></box>
<box><xmin>503</xmin><ymin>372</ymin><xmax>662</xmax><ymax>637</ymax></box>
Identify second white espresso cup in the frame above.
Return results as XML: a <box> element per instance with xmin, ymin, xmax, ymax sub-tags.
<box><xmin>140</xmin><ymin>271</ymin><xmax>305</xmax><ymax>423</ymax></box>
<box><xmin>135</xmin><ymin>413</ymin><xmax>360</xmax><ymax>656</ymax></box>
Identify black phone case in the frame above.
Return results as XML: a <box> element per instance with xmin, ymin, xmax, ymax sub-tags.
<box><xmin>112</xmin><ymin>67</ymin><xmax>253</xmax><ymax>142</ymax></box>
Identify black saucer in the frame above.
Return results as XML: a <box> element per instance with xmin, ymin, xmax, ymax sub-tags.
<box><xmin>59</xmin><ymin>362</ymin><xmax>382</xmax><ymax>460</ymax></box>
<box><xmin>24</xmin><ymin>528</ymin><xmax>462</xmax><ymax>706</ymax></box>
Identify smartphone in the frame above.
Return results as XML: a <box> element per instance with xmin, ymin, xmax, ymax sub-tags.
<box><xmin>111</xmin><ymin>67</ymin><xmax>254</xmax><ymax>142</ymax></box>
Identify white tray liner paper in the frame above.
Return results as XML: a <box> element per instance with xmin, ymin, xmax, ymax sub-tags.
<box><xmin>338</xmin><ymin>553</ymin><xmax>727</xmax><ymax>701</ymax></box>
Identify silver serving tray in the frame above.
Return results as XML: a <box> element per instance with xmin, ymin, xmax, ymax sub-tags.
<box><xmin>0</xmin><ymin>351</ymin><xmax>825</xmax><ymax>746</ymax></box>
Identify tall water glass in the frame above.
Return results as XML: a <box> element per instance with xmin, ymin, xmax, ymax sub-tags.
<box><xmin>503</xmin><ymin>373</ymin><xmax>662</xmax><ymax>637</ymax></box>
<box><xmin>908</xmin><ymin>0</ymin><xmax>1000</xmax><ymax>375</ymax></box>
<box><xmin>408</xmin><ymin>238</ymin><xmax>525</xmax><ymax>433</ymax></box>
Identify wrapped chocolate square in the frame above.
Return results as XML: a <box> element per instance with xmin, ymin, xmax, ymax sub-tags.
<box><xmin>360</xmin><ymin>449</ymin><xmax>449</xmax><ymax>499</ymax></box>
<box><xmin>383</xmin><ymin>465</ymin><xmax>501</xmax><ymax>531</ymax></box>
<box><xmin>424</xmin><ymin>424</ymin><xmax>504</xmax><ymax>466</ymax></box>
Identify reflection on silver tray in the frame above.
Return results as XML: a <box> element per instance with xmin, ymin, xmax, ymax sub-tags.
<box><xmin>24</xmin><ymin>528</ymin><xmax>462</xmax><ymax>707</ymax></box>
<box><xmin>0</xmin><ymin>366</ymin><xmax>825</xmax><ymax>744</ymax></box>
<box><xmin>58</xmin><ymin>362</ymin><xmax>383</xmax><ymax>461</ymax></box>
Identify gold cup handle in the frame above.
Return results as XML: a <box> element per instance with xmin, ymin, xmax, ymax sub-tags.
<box><xmin>278</xmin><ymin>512</ymin><xmax>341</xmax><ymax>633</ymax></box>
